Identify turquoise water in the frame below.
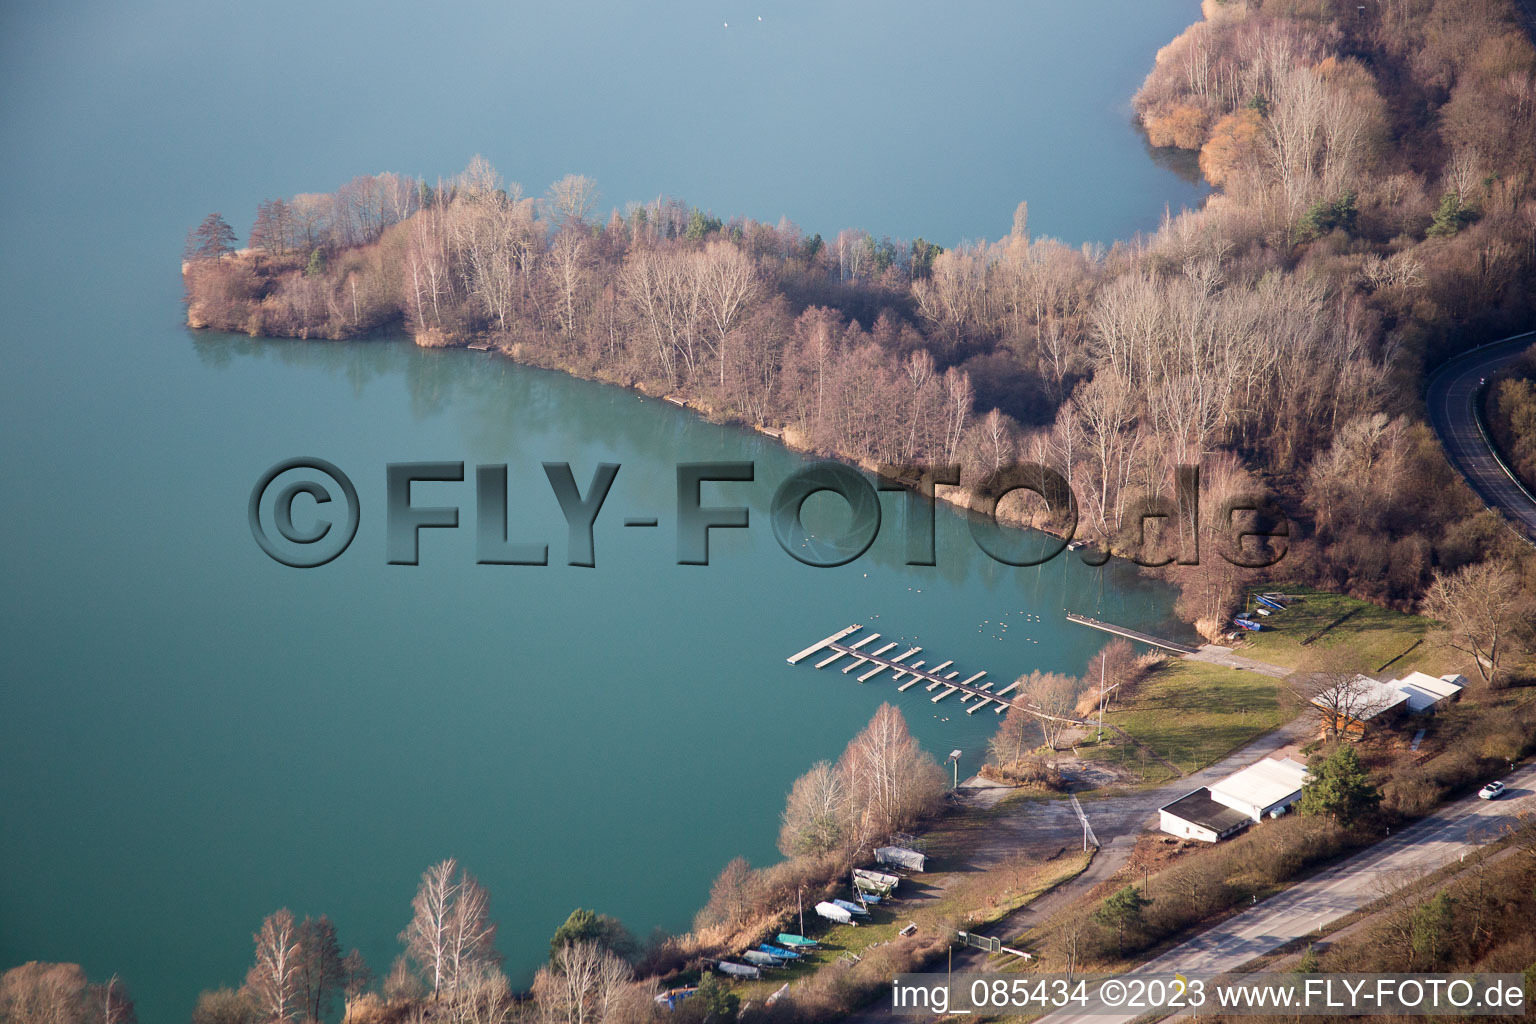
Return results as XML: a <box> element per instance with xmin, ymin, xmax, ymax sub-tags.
<box><xmin>0</xmin><ymin>0</ymin><xmax>1204</xmax><ymax>1019</ymax></box>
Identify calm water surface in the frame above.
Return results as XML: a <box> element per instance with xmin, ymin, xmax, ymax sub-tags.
<box><xmin>1</xmin><ymin>0</ymin><xmax>1203</xmax><ymax>1018</ymax></box>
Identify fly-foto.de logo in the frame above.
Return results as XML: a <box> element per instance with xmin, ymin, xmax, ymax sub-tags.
<box><xmin>247</xmin><ymin>459</ymin><xmax>1288</xmax><ymax>570</ymax></box>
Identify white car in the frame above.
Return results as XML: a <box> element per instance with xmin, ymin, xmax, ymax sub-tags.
<box><xmin>1478</xmin><ymin>781</ymin><xmax>1506</xmax><ymax>800</ymax></box>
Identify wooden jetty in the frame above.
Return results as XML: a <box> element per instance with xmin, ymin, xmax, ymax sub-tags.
<box><xmin>1064</xmin><ymin>613</ymin><xmax>1200</xmax><ymax>655</ymax></box>
<box><xmin>788</xmin><ymin>625</ymin><xmax>1017</xmax><ymax>714</ymax></box>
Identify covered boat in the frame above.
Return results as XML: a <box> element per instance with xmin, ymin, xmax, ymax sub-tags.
<box><xmin>777</xmin><ymin>933</ymin><xmax>818</xmax><ymax>948</ymax></box>
<box><xmin>717</xmin><ymin>961</ymin><xmax>760</xmax><ymax>979</ymax></box>
<box><xmin>854</xmin><ymin>877</ymin><xmax>892</xmax><ymax>897</ymax></box>
<box><xmin>743</xmin><ymin>950</ymin><xmax>783</xmax><ymax>967</ymax></box>
<box><xmin>854</xmin><ymin>867</ymin><xmax>900</xmax><ymax>889</ymax></box>
<box><xmin>833</xmin><ymin>898</ymin><xmax>870</xmax><ymax>917</ymax></box>
<box><xmin>759</xmin><ymin>943</ymin><xmax>801</xmax><ymax>959</ymax></box>
<box><xmin>875</xmin><ymin>846</ymin><xmax>927</xmax><ymax>871</ymax></box>
<box><xmin>815</xmin><ymin>901</ymin><xmax>853</xmax><ymax>925</ymax></box>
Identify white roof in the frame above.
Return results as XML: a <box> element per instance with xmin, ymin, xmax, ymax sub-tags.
<box><xmin>1211</xmin><ymin>757</ymin><xmax>1309</xmax><ymax>810</ymax></box>
<box><xmin>1311</xmin><ymin>674</ymin><xmax>1409</xmax><ymax>722</ymax></box>
<box><xmin>1393</xmin><ymin>671</ymin><xmax>1465</xmax><ymax>700</ymax></box>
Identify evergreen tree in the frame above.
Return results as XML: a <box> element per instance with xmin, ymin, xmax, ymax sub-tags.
<box><xmin>547</xmin><ymin>908</ymin><xmax>635</xmax><ymax>962</ymax></box>
<box><xmin>1300</xmin><ymin>746</ymin><xmax>1380</xmax><ymax>825</ymax></box>
<box><xmin>676</xmin><ymin>973</ymin><xmax>738</xmax><ymax>1023</ymax></box>
<box><xmin>1427</xmin><ymin>191</ymin><xmax>1472</xmax><ymax>237</ymax></box>
<box><xmin>1095</xmin><ymin>885</ymin><xmax>1150</xmax><ymax>954</ymax></box>
<box><xmin>1411</xmin><ymin>891</ymin><xmax>1455</xmax><ymax>966</ymax></box>
<box><xmin>184</xmin><ymin>213</ymin><xmax>237</xmax><ymax>262</ymax></box>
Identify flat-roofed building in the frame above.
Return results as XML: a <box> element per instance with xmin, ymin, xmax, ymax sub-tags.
<box><xmin>1158</xmin><ymin>788</ymin><xmax>1253</xmax><ymax>843</ymax></box>
<box><xmin>1209</xmin><ymin>757</ymin><xmax>1310</xmax><ymax>821</ymax></box>
<box><xmin>1392</xmin><ymin>671</ymin><xmax>1465</xmax><ymax>713</ymax></box>
<box><xmin>1311</xmin><ymin>674</ymin><xmax>1411</xmax><ymax>736</ymax></box>
<box><xmin>1155</xmin><ymin>792</ymin><xmax>1253</xmax><ymax>847</ymax></box>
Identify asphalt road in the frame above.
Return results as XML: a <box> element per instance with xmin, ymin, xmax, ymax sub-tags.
<box><xmin>1425</xmin><ymin>332</ymin><xmax>1536</xmax><ymax>542</ymax></box>
<box><xmin>1038</xmin><ymin>762</ymin><xmax>1536</xmax><ymax>1024</ymax></box>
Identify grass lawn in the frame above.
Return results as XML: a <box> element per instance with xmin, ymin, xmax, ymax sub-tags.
<box><xmin>1080</xmin><ymin>661</ymin><xmax>1288</xmax><ymax>780</ymax></box>
<box><xmin>1234</xmin><ymin>586</ymin><xmax>1446</xmax><ymax>674</ymax></box>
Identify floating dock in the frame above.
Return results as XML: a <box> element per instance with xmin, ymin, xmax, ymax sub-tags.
<box><xmin>789</xmin><ymin>625</ymin><xmax>1017</xmax><ymax>714</ymax></box>
<box><xmin>787</xmin><ymin>626</ymin><xmax>864</xmax><ymax>664</ymax></box>
<box><xmin>1064</xmin><ymin>613</ymin><xmax>1200</xmax><ymax>655</ymax></box>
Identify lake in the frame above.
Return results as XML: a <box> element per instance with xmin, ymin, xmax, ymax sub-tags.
<box><xmin>0</xmin><ymin>0</ymin><xmax>1204</xmax><ymax>1019</ymax></box>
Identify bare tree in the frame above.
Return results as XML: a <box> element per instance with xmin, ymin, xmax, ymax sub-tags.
<box><xmin>839</xmin><ymin>703</ymin><xmax>947</xmax><ymax>843</ymax></box>
<box><xmin>696</xmin><ymin>240</ymin><xmax>760</xmax><ymax>385</ymax></box>
<box><xmin>546</xmin><ymin>174</ymin><xmax>600</xmax><ymax>226</ymax></box>
<box><xmin>90</xmin><ymin>974</ymin><xmax>136</xmax><ymax>1024</ymax></box>
<box><xmin>245</xmin><ymin>909</ymin><xmax>302</xmax><ymax>1024</ymax></box>
<box><xmin>1021</xmin><ymin>671</ymin><xmax>1081</xmax><ymax>751</ymax></box>
<box><xmin>697</xmin><ymin>857</ymin><xmax>759</xmax><ymax>930</ymax></box>
<box><xmin>0</xmin><ymin>962</ymin><xmax>89</xmax><ymax>1024</ymax></box>
<box><xmin>1288</xmin><ymin>651</ymin><xmax>1396</xmax><ymax>738</ymax></box>
<box><xmin>445</xmin><ymin>870</ymin><xmax>500</xmax><ymax>1001</ymax></box>
<box><xmin>295</xmin><ymin>916</ymin><xmax>345</xmax><ymax>1023</ymax></box>
<box><xmin>1423</xmin><ymin>561</ymin><xmax>1531</xmax><ymax>684</ymax></box>
<box><xmin>778</xmin><ymin>759</ymin><xmax>849</xmax><ymax>856</ymax></box>
<box><xmin>531</xmin><ymin>941</ymin><xmax>632</xmax><ymax>1024</ymax></box>
<box><xmin>988</xmin><ymin>700</ymin><xmax>1034</xmax><ymax>769</ymax></box>
<box><xmin>400</xmin><ymin>859</ymin><xmax>501</xmax><ymax>1001</ymax></box>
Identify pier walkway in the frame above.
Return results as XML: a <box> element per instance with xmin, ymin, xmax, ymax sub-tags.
<box><xmin>1063</xmin><ymin>613</ymin><xmax>1199</xmax><ymax>655</ymax></box>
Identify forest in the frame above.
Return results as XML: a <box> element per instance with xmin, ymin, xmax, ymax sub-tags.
<box><xmin>184</xmin><ymin>0</ymin><xmax>1536</xmax><ymax>639</ymax></box>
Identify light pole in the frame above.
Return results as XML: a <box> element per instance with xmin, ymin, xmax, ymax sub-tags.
<box><xmin>947</xmin><ymin>749</ymin><xmax>962</xmax><ymax>790</ymax></box>
<box><xmin>1097</xmin><ymin>653</ymin><xmax>1106</xmax><ymax>742</ymax></box>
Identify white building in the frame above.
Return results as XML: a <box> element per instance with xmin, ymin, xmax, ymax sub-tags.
<box><xmin>1209</xmin><ymin>757</ymin><xmax>1310</xmax><ymax>821</ymax></box>
<box><xmin>1158</xmin><ymin>756</ymin><xmax>1311</xmax><ymax>842</ymax></box>
<box><xmin>1157</xmin><ymin>788</ymin><xmax>1253</xmax><ymax>843</ymax></box>
<box><xmin>1392</xmin><ymin>671</ymin><xmax>1465</xmax><ymax>713</ymax></box>
<box><xmin>1311</xmin><ymin>674</ymin><xmax>1412</xmax><ymax>735</ymax></box>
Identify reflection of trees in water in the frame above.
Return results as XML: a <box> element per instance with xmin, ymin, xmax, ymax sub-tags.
<box><xmin>1138</xmin><ymin>128</ymin><xmax>1206</xmax><ymax>186</ymax></box>
<box><xmin>183</xmin><ymin>329</ymin><xmax>1181</xmax><ymax>622</ymax></box>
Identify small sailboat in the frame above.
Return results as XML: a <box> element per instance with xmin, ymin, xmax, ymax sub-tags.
<box><xmin>759</xmin><ymin>943</ymin><xmax>801</xmax><ymax>959</ymax></box>
<box><xmin>742</xmin><ymin>950</ymin><xmax>783</xmax><ymax>968</ymax></box>
<box><xmin>717</xmin><ymin>961</ymin><xmax>761</xmax><ymax>979</ymax></box>
<box><xmin>854</xmin><ymin>876</ymin><xmax>893</xmax><ymax>897</ymax></box>
<box><xmin>815</xmin><ymin>901</ymin><xmax>853</xmax><ymax>925</ymax></box>
<box><xmin>854</xmin><ymin>868</ymin><xmax>899</xmax><ymax>889</ymax></box>
<box><xmin>777</xmin><ymin>933</ymin><xmax>818</xmax><ymax>948</ymax></box>
<box><xmin>833</xmin><ymin>898</ymin><xmax>870</xmax><ymax>917</ymax></box>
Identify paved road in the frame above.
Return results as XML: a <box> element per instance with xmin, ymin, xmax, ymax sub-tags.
<box><xmin>1425</xmin><ymin>332</ymin><xmax>1536</xmax><ymax>542</ymax></box>
<box><xmin>1039</xmin><ymin>762</ymin><xmax>1536</xmax><ymax>1024</ymax></box>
